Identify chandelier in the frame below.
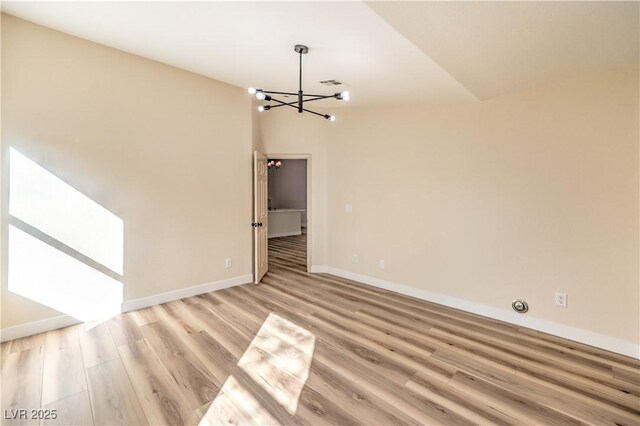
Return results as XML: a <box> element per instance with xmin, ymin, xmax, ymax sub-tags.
<box><xmin>248</xmin><ymin>44</ymin><xmax>350</xmax><ymax>121</ymax></box>
<box><xmin>267</xmin><ymin>159</ymin><xmax>282</xmax><ymax>169</ymax></box>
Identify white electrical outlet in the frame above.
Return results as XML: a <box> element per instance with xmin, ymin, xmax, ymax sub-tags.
<box><xmin>352</xmin><ymin>254</ymin><xmax>358</xmax><ymax>263</ymax></box>
<box><xmin>379</xmin><ymin>259</ymin><xmax>385</xmax><ymax>269</ymax></box>
<box><xmin>225</xmin><ymin>258</ymin><xmax>232</xmax><ymax>269</ymax></box>
<box><xmin>345</xmin><ymin>204</ymin><xmax>353</xmax><ymax>213</ymax></box>
<box><xmin>555</xmin><ymin>292</ymin><xmax>567</xmax><ymax>307</ymax></box>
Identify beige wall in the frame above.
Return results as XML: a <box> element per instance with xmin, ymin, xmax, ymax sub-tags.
<box><xmin>325</xmin><ymin>65</ymin><xmax>639</xmax><ymax>344</ymax></box>
<box><xmin>1</xmin><ymin>15</ymin><xmax>252</xmax><ymax>329</ymax></box>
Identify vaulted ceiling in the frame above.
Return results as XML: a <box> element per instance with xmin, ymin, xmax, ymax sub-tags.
<box><xmin>367</xmin><ymin>1</ymin><xmax>639</xmax><ymax>100</ymax></box>
<box><xmin>3</xmin><ymin>1</ymin><xmax>638</xmax><ymax>107</ymax></box>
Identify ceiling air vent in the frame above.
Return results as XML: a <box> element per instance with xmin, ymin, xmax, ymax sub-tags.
<box><xmin>319</xmin><ymin>79</ymin><xmax>343</xmax><ymax>86</ymax></box>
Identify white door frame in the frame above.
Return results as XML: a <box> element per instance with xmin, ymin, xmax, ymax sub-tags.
<box><xmin>265</xmin><ymin>153</ymin><xmax>312</xmax><ymax>272</ymax></box>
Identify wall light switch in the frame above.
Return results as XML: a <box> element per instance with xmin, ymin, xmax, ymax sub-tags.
<box><xmin>345</xmin><ymin>204</ymin><xmax>353</xmax><ymax>213</ymax></box>
<box><xmin>352</xmin><ymin>254</ymin><xmax>358</xmax><ymax>263</ymax></box>
<box><xmin>225</xmin><ymin>258</ymin><xmax>232</xmax><ymax>269</ymax></box>
<box><xmin>379</xmin><ymin>260</ymin><xmax>385</xmax><ymax>269</ymax></box>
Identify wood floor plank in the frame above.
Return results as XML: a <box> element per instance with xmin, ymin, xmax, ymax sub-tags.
<box><xmin>7</xmin><ymin>333</ymin><xmax>46</xmax><ymax>355</ymax></box>
<box><xmin>85</xmin><ymin>358</ymin><xmax>147</xmax><ymax>425</ymax></box>
<box><xmin>41</xmin><ymin>390</ymin><xmax>94</xmax><ymax>426</ymax></box>
<box><xmin>118</xmin><ymin>338</ymin><xmax>198</xmax><ymax>425</ymax></box>
<box><xmin>449</xmin><ymin>371</ymin><xmax>584</xmax><ymax>425</ymax></box>
<box><xmin>1</xmin><ymin>347</ymin><xmax>44</xmax><ymax>426</ymax></box>
<box><xmin>140</xmin><ymin>321</ymin><xmax>219</xmax><ymax>408</ymax></box>
<box><xmin>77</xmin><ymin>322</ymin><xmax>119</xmax><ymax>369</ymax></box>
<box><xmin>106</xmin><ymin>314</ymin><xmax>144</xmax><ymax>347</ymax></box>
<box><xmin>403</xmin><ymin>376</ymin><xmax>517</xmax><ymax>425</ymax></box>
<box><xmin>613</xmin><ymin>365</ymin><xmax>640</xmax><ymax>385</ymax></box>
<box><xmin>151</xmin><ymin>301</ymin><xmax>202</xmax><ymax>336</ymax></box>
<box><xmin>41</xmin><ymin>326</ymin><xmax>87</xmax><ymax>406</ymax></box>
<box><xmin>128</xmin><ymin>307</ymin><xmax>159</xmax><ymax>327</ymax></box>
<box><xmin>1</xmin><ymin>340</ymin><xmax>12</xmax><ymax>361</ymax></box>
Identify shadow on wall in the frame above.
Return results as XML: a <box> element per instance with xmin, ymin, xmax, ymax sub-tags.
<box><xmin>7</xmin><ymin>147</ymin><xmax>123</xmax><ymax>322</ymax></box>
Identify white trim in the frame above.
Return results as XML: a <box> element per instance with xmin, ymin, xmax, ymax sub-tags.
<box><xmin>316</xmin><ymin>266</ymin><xmax>639</xmax><ymax>359</ymax></box>
<box><xmin>310</xmin><ymin>265</ymin><xmax>329</xmax><ymax>273</ymax></box>
<box><xmin>0</xmin><ymin>274</ymin><xmax>253</xmax><ymax>342</ymax></box>
<box><xmin>1</xmin><ymin>315</ymin><xmax>80</xmax><ymax>342</ymax></box>
<box><xmin>268</xmin><ymin>231</ymin><xmax>302</xmax><ymax>239</ymax></box>
<box><xmin>121</xmin><ymin>274</ymin><xmax>253</xmax><ymax>312</ymax></box>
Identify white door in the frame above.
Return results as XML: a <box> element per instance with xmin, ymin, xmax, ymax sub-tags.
<box><xmin>253</xmin><ymin>151</ymin><xmax>268</xmax><ymax>284</ymax></box>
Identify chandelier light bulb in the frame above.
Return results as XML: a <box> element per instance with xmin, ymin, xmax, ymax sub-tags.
<box><xmin>257</xmin><ymin>105</ymin><xmax>270</xmax><ymax>112</ymax></box>
<box><xmin>325</xmin><ymin>114</ymin><xmax>336</xmax><ymax>122</ymax></box>
<box><xmin>258</xmin><ymin>105</ymin><xmax>265</xmax><ymax>112</ymax></box>
<box><xmin>341</xmin><ymin>91</ymin><xmax>350</xmax><ymax>101</ymax></box>
<box><xmin>256</xmin><ymin>91</ymin><xmax>266</xmax><ymax>101</ymax></box>
<box><xmin>267</xmin><ymin>159</ymin><xmax>282</xmax><ymax>169</ymax></box>
<box><xmin>248</xmin><ymin>87</ymin><xmax>257</xmax><ymax>95</ymax></box>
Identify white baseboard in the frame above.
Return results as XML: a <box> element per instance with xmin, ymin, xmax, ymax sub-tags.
<box><xmin>268</xmin><ymin>231</ymin><xmax>302</xmax><ymax>239</ymax></box>
<box><xmin>121</xmin><ymin>274</ymin><xmax>253</xmax><ymax>312</ymax></box>
<box><xmin>1</xmin><ymin>315</ymin><xmax>81</xmax><ymax>343</ymax></box>
<box><xmin>1</xmin><ymin>274</ymin><xmax>253</xmax><ymax>342</ymax></box>
<box><xmin>309</xmin><ymin>265</ymin><xmax>329</xmax><ymax>273</ymax></box>
<box><xmin>312</xmin><ymin>266</ymin><xmax>639</xmax><ymax>359</ymax></box>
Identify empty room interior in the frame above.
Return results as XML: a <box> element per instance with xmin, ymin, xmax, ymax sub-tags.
<box><xmin>1</xmin><ymin>1</ymin><xmax>639</xmax><ymax>425</ymax></box>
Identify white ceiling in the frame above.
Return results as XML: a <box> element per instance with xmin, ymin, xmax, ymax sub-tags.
<box><xmin>2</xmin><ymin>1</ymin><xmax>638</xmax><ymax>107</ymax></box>
<box><xmin>0</xmin><ymin>1</ymin><xmax>476</xmax><ymax>108</ymax></box>
<box><xmin>367</xmin><ymin>1</ymin><xmax>640</xmax><ymax>100</ymax></box>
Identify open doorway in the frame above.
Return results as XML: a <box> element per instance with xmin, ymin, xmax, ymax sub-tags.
<box><xmin>266</xmin><ymin>156</ymin><xmax>309</xmax><ymax>274</ymax></box>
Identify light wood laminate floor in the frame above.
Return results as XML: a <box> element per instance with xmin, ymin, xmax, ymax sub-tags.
<box><xmin>2</xmin><ymin>233</ymin><xmax>639</xmax><ymax>425</ymax></box>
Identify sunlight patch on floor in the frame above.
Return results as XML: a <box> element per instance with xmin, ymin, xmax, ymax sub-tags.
<box><xmin>200</xmin><ymin>375</ymin><xmax>279</xmax><ymax>426</ymax></box>
<box><xmin>200</xmin><ymin>313</ymin><xmax>316</xmax><ymax>425</ymax></box>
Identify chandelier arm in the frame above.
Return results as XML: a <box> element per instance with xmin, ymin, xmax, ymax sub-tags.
<box><xmin>302</xmin><ymin>108</ymin><xmax>329</xmax><ymax>118</ymax></box>
<box><xmin>270</xmin><ymin>98</ymin><xmax>301</xmax><ymax>109</ymax></box>
<box><xmin>269</xmin><ymin>96</ymin><xmax>332</xmax><ymax>108</ymax></box>
<box><xmin>300</xmin><ymin>95</ymin><xmax>335</xmax><ymax>103</ymax></box>
<box><xmin>262</xmin><ymin>90</ymin><xmax>298</xmax><ymax>96</ymax></box>
<box><xmin>269</xmin><ymin>102</ymin><xmax>299</xmax><ymax>110</ymax></box>
<box><xmin>263</xmin><ymin>98</ymin><xmax>331</xmax><ymax>120</ymax></box>
<box><xmin>300</xmin><ymin>93</ymin><xmax>337</xmax><ymax>97</ymax></box>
